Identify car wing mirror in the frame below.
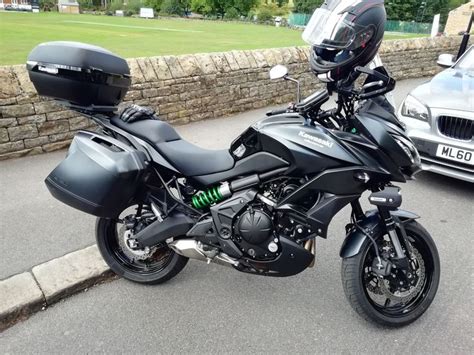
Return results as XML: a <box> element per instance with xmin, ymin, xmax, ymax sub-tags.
<box><xmin>269</xmin><ymin>65</ymin><xmax>288</xmax><ymax>80</ymax></box>
<box><xmin>437</xmin><ymin>54</ymin><xmax>455</xmax><ymax>68</ymax></box>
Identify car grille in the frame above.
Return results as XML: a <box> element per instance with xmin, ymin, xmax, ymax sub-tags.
<box><xmin>437</xmin><ymin>116</ymin><xmax>473</xmax><ymax>141</ymax></box>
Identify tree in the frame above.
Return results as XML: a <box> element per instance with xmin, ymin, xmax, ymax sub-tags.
<box><xmin>191</xmin><ymin>0</ymin><xmax>211</xmax><ymax>14</ymax></box>
<box><xmin>233</xmin><ymin>0</ymin><xmax>259</xmax><ymax>16</ymax></box>
<box><xmin>161</xmin><ymin>0</ymin><xmax>190</xmax><ymax>15</ymax></box>
<box><xmin>40</xmin><ymin>0</ymin><xmax>57</xmax><ymax>11</ymax></box>
<box><xmin>386</xmin><ymin>0</ymin><xmax>470</xmax><ymax>23</ymax></box>
<box><xmin>144</xmin><ymin>0</ymin><xmax>164</xmax><ymax>12</ymax></box>
<box><xmin>385</xmin><ymin>0</ymin><xmax>418</xmax><ymax>21</ymax></box>
<box><xmin>292</xmin><ymin>0</ymin><xmax>323</xmax><ymax>13</ymax></box>
<box><xmin>258</xmin><ymin>5</ymin><xmax>274</xmax><ymax>22</ymax></box>
<box><xmin>205</xmin><ymin>0</ymin><xmax>228</xmax><ymax>18</ymax></box>
<box><xmin>224</xmin><ymin>7</ymin><xmax>240</xmax><ymax>19</ymax></box>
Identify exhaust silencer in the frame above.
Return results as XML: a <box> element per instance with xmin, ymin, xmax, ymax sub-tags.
<box><xmin>168</xmin><ymin>239</ymin><xmax>239</xmax><ymax>268</ymax></box>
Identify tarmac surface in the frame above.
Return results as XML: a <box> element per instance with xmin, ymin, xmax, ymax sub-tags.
<box><xmin>1</xmin><ymin>78</ymin><xmax>473</xmax><ymax>353</ymax></box>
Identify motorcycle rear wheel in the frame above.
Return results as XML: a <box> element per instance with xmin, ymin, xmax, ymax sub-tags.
<box><xmin>96</xmin><ymin>216</ymin><xmax>188</xmax><ymax>285</ymax></box>
<box><xmin>341</xmin><ymin>220</ymin><xmax>440</xmax><ymax>327</ymax></box>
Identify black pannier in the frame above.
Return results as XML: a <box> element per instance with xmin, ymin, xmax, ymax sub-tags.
<box><xmin>45</xmin><ymin>131</ymin><xmax>148</xmax><ymax>218</ymax></box>
<box><xmin>27</xmin><ymin>41</ymin><xmax>131</xmax><ymax>112</ymax></box>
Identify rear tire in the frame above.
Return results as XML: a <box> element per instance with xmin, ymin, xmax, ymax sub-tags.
<box><xmin>341</xmin><ymin>220</ymin><xmax>440</xmax><ymax>327</ymax></box>
<box><xmin>96</xmin><ymin>217</ymin><xmax>188</xmax><ymax>285</ymax></box>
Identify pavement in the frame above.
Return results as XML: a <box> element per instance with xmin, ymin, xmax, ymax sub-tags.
<box><xmin>1</xmin><ymin>78</ymin><xmax>473</xmax><ymax>352</ymax></box>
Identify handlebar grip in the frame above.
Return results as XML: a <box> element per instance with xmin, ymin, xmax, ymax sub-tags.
<box><xmin>266</xmin><ymin>108</ymin><xmax>288</xmax><ymax>116</ymax></box>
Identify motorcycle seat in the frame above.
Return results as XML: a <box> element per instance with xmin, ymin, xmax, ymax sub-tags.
<box><xmin>110</xmin><ymin>116</ymin><xmax>234</xmax><ymax>176</ymax></box>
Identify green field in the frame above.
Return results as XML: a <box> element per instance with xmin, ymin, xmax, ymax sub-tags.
<box><xmin>0</xmin><ymin>12</ymin><xmax>426</xmax><ymax>65</ymax></box>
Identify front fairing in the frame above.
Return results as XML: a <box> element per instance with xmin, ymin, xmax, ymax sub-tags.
<box><xmin>354</xmin><ymin>101</ymin><xmax>419</xmax><ymax>180</ymax></box>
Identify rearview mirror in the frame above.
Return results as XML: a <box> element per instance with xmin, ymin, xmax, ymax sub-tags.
<box><xmin>437</xmin><ymin>54</ymin><xmax>455</xmax><ymax>68</ymax></box>
<box><xmin>269</xmin><ymin>65</ymin><xmax>288</xmax><ymax>80</ymax></box>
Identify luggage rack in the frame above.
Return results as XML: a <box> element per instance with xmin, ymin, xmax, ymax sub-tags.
<box><xmin>58</xmin><ymin>101</ymin><xmax>118</xmax><ymax>116</ymax></box>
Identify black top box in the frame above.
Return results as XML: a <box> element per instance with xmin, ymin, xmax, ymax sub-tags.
<box><xmin>27</xmin><ymin>41</ymin><xmax>131</xmax><ymax>112</ymax></box>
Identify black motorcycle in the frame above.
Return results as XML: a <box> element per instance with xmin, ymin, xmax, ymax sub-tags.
<box><xmin>27</xmin><ymin>41</ymin><xmax>439</xmax><ymax>327</ymax></box>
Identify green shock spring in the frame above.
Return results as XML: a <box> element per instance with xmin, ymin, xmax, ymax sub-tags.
<box><xmin>191</xmin><ymin>186</ymin><xmax>224</xmax><ymax>209</ymax></box>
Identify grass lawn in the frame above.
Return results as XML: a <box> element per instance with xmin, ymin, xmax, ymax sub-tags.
<box><xmin>0</xmin><ymin>12</ymin><xmax>427</xmax><ymax>65</ymax></box>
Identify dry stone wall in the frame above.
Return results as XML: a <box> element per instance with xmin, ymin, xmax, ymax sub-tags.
<box><xmin>0</xmin><ymin>36</ymin><xmax>470</xmax><ymax>160</ymax></box>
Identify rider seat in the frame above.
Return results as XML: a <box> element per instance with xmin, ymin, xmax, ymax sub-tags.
<box><xmin>110</xmin><ymin>116</ymin><xmax>234</xmax><ymax>176</ymax></box>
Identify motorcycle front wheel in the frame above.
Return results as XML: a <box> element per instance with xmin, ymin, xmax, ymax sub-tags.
<box><xmin>341</xmin><ymin>220</ymin><xmax>440</xmax><ymax>327</ymax></box>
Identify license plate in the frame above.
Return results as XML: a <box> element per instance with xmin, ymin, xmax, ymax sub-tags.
<box><xmin>436</xmin><ymin>144</ymin><xmax>474</xmax><ymax>165</ymax></box>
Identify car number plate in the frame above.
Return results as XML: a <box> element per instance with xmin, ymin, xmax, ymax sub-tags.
<box><xmin>436</xmin><ymin>144</ymin><xmax>474</xmax><ymax>166</ymax></box>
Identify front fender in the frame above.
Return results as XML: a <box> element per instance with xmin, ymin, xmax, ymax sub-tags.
<box><xmin>339</xmin><ymin>209</ymin><xmax>419</xmax><ymax>259</ymax></box>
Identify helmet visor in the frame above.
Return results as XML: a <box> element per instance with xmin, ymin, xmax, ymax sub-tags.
<box><xmin>302</xmin><ymin>0</ymin><xmax>374</xmax><ymax>50</ymax></box>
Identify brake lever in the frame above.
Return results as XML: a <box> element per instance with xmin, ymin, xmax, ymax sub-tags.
<box><xmin>362</xmin><ymin>80</ymin><xmax>384</xmax><ymax>90</ymax></box>
<box><xmin>358</xmin><ymin>87</ymin><xmax>389</xmax><ymax>100</ymax></box>
<box><xmin>355</xmin><ymin>66</ymin><xmax>387</xmax><ymax>80</ymax></box>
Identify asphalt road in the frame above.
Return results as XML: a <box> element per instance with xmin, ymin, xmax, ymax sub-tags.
<box><xmin>1</xmin><ymin>78</ymin><xmax>473</xmax><ymax>353</ymax></box>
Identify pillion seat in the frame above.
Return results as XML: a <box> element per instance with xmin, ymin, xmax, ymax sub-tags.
<box><xmin>110</xmin><ymin>116</ymin><xmax>234</xmax><ymax>176</ymax></box>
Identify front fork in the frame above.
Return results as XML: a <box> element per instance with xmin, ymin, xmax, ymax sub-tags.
<box><xmin>377</xmin><ymin>207</ymin><xmax>411</xmax><ymax>268</ymax></box>
<box><xmin>351</xmin><ymin>186</ymin><xmax>412</xmax><ymax>268</ymax></box>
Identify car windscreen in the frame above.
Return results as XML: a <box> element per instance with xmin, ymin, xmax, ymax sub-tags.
<box><xmin>456</xmin><ymin>46</ymin><xmax>474</xmax><ymax>71</ymax></box>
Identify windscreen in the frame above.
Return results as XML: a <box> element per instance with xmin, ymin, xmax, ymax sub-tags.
<box><xmin>456</xmin><ymin>46</ymin><xmax>474</xmax><ymax>71</ymax></box>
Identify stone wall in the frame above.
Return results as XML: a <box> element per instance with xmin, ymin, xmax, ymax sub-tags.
<box><xmin>0</xmin><ymin>36</ymin><xmax>469</xmax><ymax>160</ymax></box>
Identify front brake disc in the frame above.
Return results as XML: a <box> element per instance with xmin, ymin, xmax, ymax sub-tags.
<box><xmin>379</xmin><ymin>245</ymin><xmax>426</xmax><ymax>304</ymax></box>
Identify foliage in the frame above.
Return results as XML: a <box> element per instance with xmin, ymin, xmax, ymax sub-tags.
<box><xmin>292</xmin><ymin>0</ymin><xmax>323</xmax><ymax>14</ymax></box>
<box><xmin>124</xmin><ymin>0</ymin><xmax>144</xmax><ymax>14</ymax></box>
<box><xmin>224</xmin><ymin>7</ymin><xmax>240</xmax><ymax>19</ymax></box>
<box><xmin>144</xmin><ymin>0</ymin><xmax>164</xmax><ymax>13</ymax></box>
<box><xmin>107</xmin><ymin>0</ymin><xmax>124</xmax><ymax>12</ymax></box>
<box><xmin>257</xmin><ymin>2</ymin><xmax>289</xmax><ymax>18</ymax></box>
<box><xmin>77</xmin><ymin>0</ymin><xmax>94</xmax><ymax>11</ymax></box>
<box><xmin>275</xmin><ymin>0</ymin><xmax>288</xmax><ymax>7</ymax></box>
<box><xmin>257</xmin><ymin>6</ymin><xmax>274</xmax><ymax>22</ymax></box>
<box><xmin>191</xmin><ymin>0</ymin><xmax>258</xmax><ymax>18</ymax></box>
<box><xmin>291</xmin><ymin>0</ymin><xmax>470</xmax><ymax>26</ymax></box>
<box><xmin>191</xmin><ymin>0</ymin><xmax>211</xmax><ymax>14</ymax></box>
<box><xmin>161</xmin><ymin>0</ymin><xmax>179</xmax><ymax>15</ymax></box>
<box><xmin>233</xmin><ymin>0</ymin><xmax>259</xmax><ymax>16</ymax></box>
<box><xmin>39</xmin><ymin>0</ymin><xmax>57</xmax><ymax>11</ymax></box>
<box><xmin>385</xmin><ymin>0</ymin><xmax>470</xmax><ymax>23</ymax></box>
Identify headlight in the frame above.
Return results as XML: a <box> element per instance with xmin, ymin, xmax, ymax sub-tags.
<box><xmin>394</xmin><ymin>135</ymin><xmax>421</xmax><ymax>165</ymax></box>
<box><xmin>401</xmin><ymin>95</ymin><xmax>430</xmax><ymax>121</ymax></box>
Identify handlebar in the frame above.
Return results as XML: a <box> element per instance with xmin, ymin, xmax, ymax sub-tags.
<box><xmin>266</xmin><ymin>108</ymin><xmax>288</xmax><ymax>116</ymax></box>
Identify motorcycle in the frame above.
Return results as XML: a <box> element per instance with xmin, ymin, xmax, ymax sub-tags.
<box><xmin>26</xmin><ymin>40</ymin><xmax>439</xmax><ymax>327</ymax></box>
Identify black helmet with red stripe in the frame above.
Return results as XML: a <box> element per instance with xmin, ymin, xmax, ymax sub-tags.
<box><xmin>303</xmin><ymin>0</ymin><xmax>386</xmax><ymax>82</ymax></box>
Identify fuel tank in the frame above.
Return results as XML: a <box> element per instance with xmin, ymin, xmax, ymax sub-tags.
<box><xmin>230</xmin><ymin>114</ymin><xmax>362</xmax><ymax>176</ymax></box>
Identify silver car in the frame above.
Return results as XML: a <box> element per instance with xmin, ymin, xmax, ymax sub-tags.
<box><xmin>398</xmin><ymin>45</ymin><xmax>474</xmax><ymax>182</ymax></box>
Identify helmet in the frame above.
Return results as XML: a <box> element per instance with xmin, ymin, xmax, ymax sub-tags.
<box><xmin>303</xmin><ymin>0</ymin><xmax>386</xmax><ymax>82</ymax></box>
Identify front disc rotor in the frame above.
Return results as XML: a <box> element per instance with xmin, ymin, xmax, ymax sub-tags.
<box><xmin>379</xmin><ymin>245</ymin><xmax>426</xmax><ymax>304</ymax></box>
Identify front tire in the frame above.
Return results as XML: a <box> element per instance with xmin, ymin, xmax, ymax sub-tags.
<box><xmin>341</xmin><ymin>220</ymin><xmax>440</xmax><ymax>327</ymax></box>
<box><xmin>96</xmin><ymin>217</ymin><xmax>188</xmax><ymax>285</ymax></box>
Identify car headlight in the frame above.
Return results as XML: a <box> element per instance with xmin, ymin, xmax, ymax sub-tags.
<box><xmin>401</xmin><ymin>95</ymin><xmax>430</xmax><ymax>121</ymax></box>
<box><xmin>394</xmin><ymin>135</ymin><xmax>421</xmax><ymax>165</ymax></box>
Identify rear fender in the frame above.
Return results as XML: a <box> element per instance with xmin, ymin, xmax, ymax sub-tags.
<box><xmin>339</xmin><ymin>209</ymin><xmax>419</xmax><ymax>258</ymax></box>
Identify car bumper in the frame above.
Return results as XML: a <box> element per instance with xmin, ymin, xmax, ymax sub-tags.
<box><xmin>399</xmin><ymin>111</ymin><xmax>474</xmax><ymax>183</ymax></box>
